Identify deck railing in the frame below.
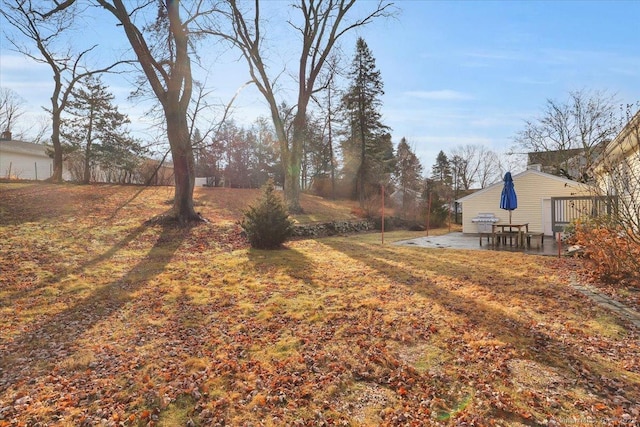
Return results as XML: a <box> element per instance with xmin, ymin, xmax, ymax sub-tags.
<box><xmin>550</xmin><ymin>196</ymin><xmax>617</xmax><ymax>232</ymax></box>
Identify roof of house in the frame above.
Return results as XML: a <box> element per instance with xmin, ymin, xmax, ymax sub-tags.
<box><xmin>0</xmin><ymin>139</ymin><xmax>51</xmax><ymax>157</ymax></box>
<box><xmin>527</xmin><ymin>148</ymin><xmax>584</xmax><ymax>165</ymax></box>
<box><xmin>455</xmin><ymin>168</ymin><xmax>583</xmax><ymax>203</ymax></box>
<box><xmin>390</xmin><ymin>188</ymin><xmax>423</xmax><ymax>200</ymax></box>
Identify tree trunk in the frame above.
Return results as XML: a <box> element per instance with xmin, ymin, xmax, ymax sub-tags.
<box><xmin>83</xmin><ymin>148</ymin><xmax>90</xmax><ymax>184</ymax></box>
<box><xmin>50</xmin><ymin>113</ymin><xmax>63</xmax><ymax>182</ymax></box>
<box><xmin>267</xmin><ymin>102</ymin><xmax>299</xmax><ymax>213</ymax></box>
<box><xmin>166</xmin><ymin>105</ymin><xmax>198</xmax><ymax>223</ymax></box>
<box><xmin>358</xmin><ymin>93</ymin><xmax>366</xmax><ymax>208</ymax></box>
<box><xmin>83</xmin><ymin>105</ymin><xmax>94</xmax><ymax>184</ymax></box>
<box><xmin>287</xmin><ymin>111</ymin><xmax>306</xmax><ymax>214</ymax></box>
<box><xmin>327</xmin><ymin>86</ymin><xmax>336</xmax><ymax>200</ymax></box>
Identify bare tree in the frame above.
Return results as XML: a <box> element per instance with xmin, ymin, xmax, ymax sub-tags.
<box><xmin>450</xmin><ymin>145</ymin><xmax>477</xmax><ymax>190</ymax></box>
<box><xmin>93</xmin><ymin>0</ymin><xmax>219</xmax><ymax>223</ymax></box>
<box><xmin>312</xmin><ymin>54</ymin><xmax>342</xmax><ymax>199</ymax></box>
<box><xmin>207</xmin><ymin>0</ymin><xmax>393</xmax><ymax>212</ymax></box>
<box><xmin>496</xmin><ymin>151</ymin><xmax>527</xmax><ymax>180</ymax></box>
<box><xmin>0</xmin><ymin>87</ymin><xmax>25</xmax><ymax>137</ymax></box>
<box><xmin>1</xmin><ymin>0</ymin><xmax>126</xmax><ymax>182</ymax></box>
<box><xmin>476</xmin><ymin>147</ymin><xmax>501</xmax><ymax>188</ymax></box>
<box><xmin>514</xmin><ymin>89</ymin><xmax>621</xmax><ymax>182</ymax></box>
<box><xmin>449</xmin><ymin>144</ymin><xmax>500</xmax><ymax>189</ymax></box>
<box><xmin>0</xmin><ymin>87</ymin><xmax>49</xmax><ymax>143</ymax></box>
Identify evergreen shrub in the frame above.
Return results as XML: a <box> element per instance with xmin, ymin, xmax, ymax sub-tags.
<box><xmin>241</xmin><ymin>180</ymin><xmax>294</xmax><ymax>249</ymax></box>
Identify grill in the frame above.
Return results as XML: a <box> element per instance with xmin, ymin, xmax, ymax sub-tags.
<box><xmin>471</xmin><ymin>213</ymin><xmax>499</xmax><ymax>233</ymax></box>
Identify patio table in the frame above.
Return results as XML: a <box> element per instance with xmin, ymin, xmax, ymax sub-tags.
<box><xmin>492</xmin><ymin>223</ymin><xmax>529</xmax><ymax>247</ymax></box>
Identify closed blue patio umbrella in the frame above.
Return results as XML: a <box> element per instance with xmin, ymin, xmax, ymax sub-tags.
<box><xmin>500</xmin><ymin>171</ymin><xmax>518</xmax><ymax>224</ymax></box>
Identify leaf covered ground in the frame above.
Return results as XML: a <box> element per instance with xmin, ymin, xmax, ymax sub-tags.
<box><xmin>1</xmin><ymin>183</ymin><xmax>639</xmax><ymax>426</ymax></box>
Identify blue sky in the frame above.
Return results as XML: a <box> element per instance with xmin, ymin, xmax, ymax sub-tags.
<box><xmin>366</xmin><ymin>0</ymin><xmax>640</xmax><ymax>170</ymax></box>
<box><xmin>2</xmin><ymin>0</ymin><xmax>640</xmax><ymax>173</ymax></box>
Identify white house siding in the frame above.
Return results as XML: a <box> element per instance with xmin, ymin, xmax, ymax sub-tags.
<box><xmin>195</xmin><ymin>177</ymin><xmax>209</xmax><ymax>187</ymax></box>
<box><xmin>0</xmin><ymin>140</ymin><xmax>53</xmax><ymax>180</ymax></box>
<box><xmin>457</xmin><ymin>169</ymin><xmax>590</xmax><ymax>235</ymax></box>
<box><xmin>593</xmin><ymin>111</ymin><xmax>640</xmax><ymax>213</ymax></box>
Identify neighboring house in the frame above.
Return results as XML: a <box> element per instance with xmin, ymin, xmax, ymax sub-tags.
<box><xmin>456</xmin><ymin>167</ymin><xmax>591</xmax><ymax>236</ymax></box>
<box><xmin>0</xmin><ymin>132</ymin><xmax>55</xmax><ymax>180</ymax></box>
<box><xmin>528</xmin><ymin>148</ymin><xmax>584</xmax><ymax>178</ymax></box>
<box><xmin>0</xmin><ymin>131</ymin><xmax>175</xmax><ymax>185</ymax></box>
<box><xmin>528</xmin><ymin>144</ymin><xmax>605</xmax><ymax>182</ymax></box>
<box><xmin>136</xmin><ymin>158</ymin><xmax>175</xmax><ymax>186</ymax></box>
<box><xmin>389</xmin><ymin>188</ymin><xmax>423</xmax><ymax>206</ymax></box>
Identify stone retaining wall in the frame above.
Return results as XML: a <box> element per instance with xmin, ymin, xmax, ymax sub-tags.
<box><xmin>292</xmin><ymin>219</ymin><xmax>373</xmax><ymax>237</ymax></box>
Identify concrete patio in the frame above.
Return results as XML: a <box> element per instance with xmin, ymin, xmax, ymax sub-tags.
<box><xmin>394</xmin><ymin>232</ymin><xmax>564</xmax><ymax>257</ymax></box>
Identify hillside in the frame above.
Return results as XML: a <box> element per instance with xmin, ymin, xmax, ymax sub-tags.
<box><xmin>0</xmin><ymin>182</ymin><xmax>363</xmax><ymax>227</ymax></box>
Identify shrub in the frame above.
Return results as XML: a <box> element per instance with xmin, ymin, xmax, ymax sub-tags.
<box><xmin>373</xmin><ymin>215</ymin><xmax>397</xmax><ymax>231</ymax></box>
<box><xmin>573</xmin><ymin>218</ymin><xmax>640</xmax><ymax>286</ymax></box>
<box><xmin>241</xmin><ymin>180</ymin><xmax>294</xmax><ymax>249</ymax></box>
<box><xmin>420</xmin><ymin>192</ymin><xmax>450</xmax><ymax>229</ymax></box>
<box><xmin>372</xmin><ymin>216</ymin><xmax>424</xmax><ymax>231</ymax></box>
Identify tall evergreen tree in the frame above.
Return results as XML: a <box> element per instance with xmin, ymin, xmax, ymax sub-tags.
<box><xmin>431</xmin><ymin>150</ymin><xmax>452</xmax><ymax>185</ymax></box>
<box><xmin>340</xmin><ymin>37</ymin><xmax>391</xmax><ymax>205</ymax></box>
<box><xmin>422</xmin><ymin>177</ymin><xmax>450</xmax><ymax>227</ymax></box>
<box><xmin>394</xmin><ymin>137</ymin><xmax>423</xmax><ymax>216</ymax></box>
<box><xmin>62</xmin><ymin>76</ymin><xmax>143</xmax><ymax>184</ymax></box>
<box><xmin>428</xmin><ymin>150</ymin><xmax>454</xmax><ymax>225</ymax></box>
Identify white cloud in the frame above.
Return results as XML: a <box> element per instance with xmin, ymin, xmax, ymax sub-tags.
<box><xmin>404</xmin><ymin>90</ymin><xmax>473</xmax><ymax>101</ymax></box>
<box><xmin>0</xmin><ymin>54</ymin><xmax>43</xmax><ymax>70</ymax></box>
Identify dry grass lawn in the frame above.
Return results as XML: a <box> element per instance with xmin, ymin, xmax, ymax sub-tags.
<box><xmin>0</xmin><ymin>182</ymin><xmax>639</xmax><ymax>426</ymax></box>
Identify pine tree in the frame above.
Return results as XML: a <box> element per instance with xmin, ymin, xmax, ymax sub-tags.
<box><xmin>422</xmin><ymin>178</ymin><xmax>450</xmax><ymax>228</ymax></box>
<box><xmin>340</xmin><ymin>37</ymin><xmax>391</xmax><ymax>205</ymax></box>
<box><xmin>394</xmin><ymin>137</ymin><xmax>423</xmax><ymax>216</ymax></box>
<box><xmin>428</xmin><ymin>151</ymin><xmax>454</xmax><ymax>225</ymax></box>
<box><xmin>431</xmin><ymin>150</ymin><xmax>452</xmax><ymax>185</ymax></box>
<box><xmin>62</xmin><ymin>76</ymin><xmax>143</xmax><ymax>183</ymax></box>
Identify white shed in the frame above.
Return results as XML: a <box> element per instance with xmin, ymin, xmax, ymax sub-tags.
<box><xmin>0</xmin><ymin>138</ymin><xmax>54</xmax><ymax>181</ymax></box>
<box><xmin>456</xmin><ymin>168</ymin><xmax>591</xmax><ymax>236</ymax></box>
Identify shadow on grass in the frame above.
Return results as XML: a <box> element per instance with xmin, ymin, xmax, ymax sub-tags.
<box><xmin>320</xmin><ymin>238</ymin><xmax>639</xmax><ymax>423</ymax></box>
<box><xmin>245</xmin><ymin>245</ymin><xmax>316</xmax><ymax>287</ymax></box>
<box><xmin>0</xmin><ymin>218</ymin><xmax>191</xmax><ymax>389</ymax></box>
<box><xmin>0</xmin><ymin>211</ymin><xmax>169</xmax><ymax>309</ymax></box>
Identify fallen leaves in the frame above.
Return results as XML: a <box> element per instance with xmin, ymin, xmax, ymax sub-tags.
<box><xmin>1</xmin><ymin>183</ymin><xmax>639</xmax><ymax>425</ymax></box>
